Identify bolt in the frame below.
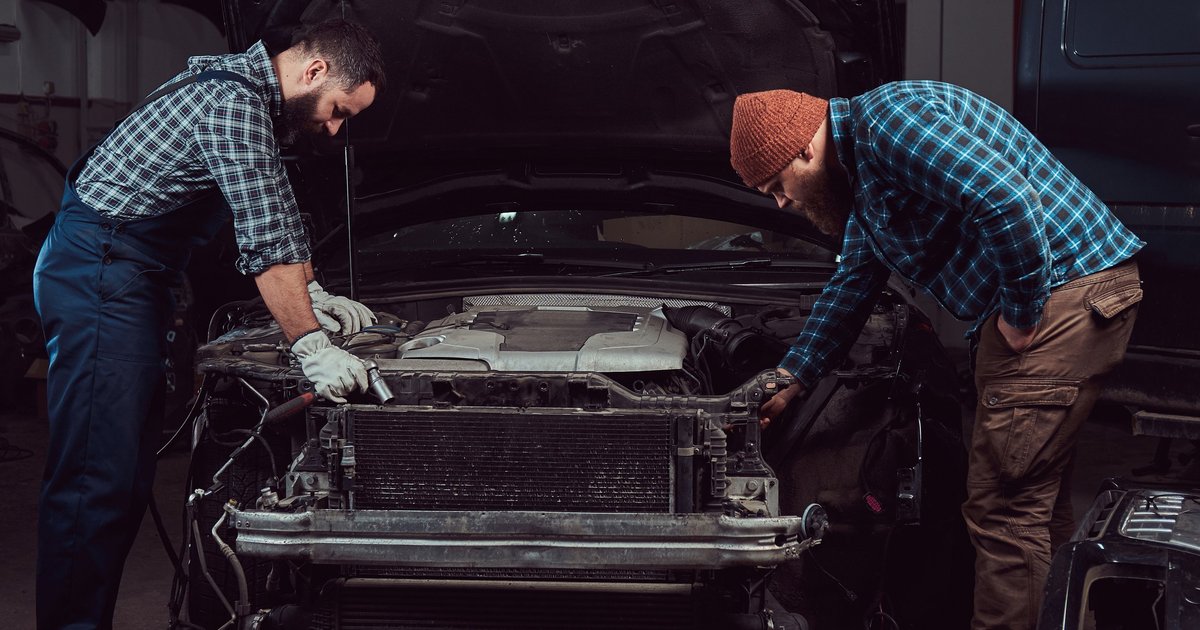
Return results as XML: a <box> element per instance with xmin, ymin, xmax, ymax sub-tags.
<box><xmin>748</xmin><ymin>480</ymin><xmax>760</xmax><ymax>491</ymax></box>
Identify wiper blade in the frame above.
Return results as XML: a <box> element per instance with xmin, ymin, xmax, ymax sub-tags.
<box><xmin>420</xmin><ymin>252</ymin><xmax>648</xmax><ymax>270</ymax></box>
<box><xmin>603</xmin><ymin>257</ymin><xmax>828</xmax><ymax>277</ymax></box>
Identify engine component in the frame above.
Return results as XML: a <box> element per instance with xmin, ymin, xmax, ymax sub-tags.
<box><xmin>800</xmin><ymin>503</ymin><xmax>829</xmax><ymax>541</ymax></box>
<box><xmin>663</xmin><ymin>306</ymin><xmax>788</xmax><ymax>380</ymax></box>
<box><xmin>392</xmin><ymin>305</ymin><xmax>688</xmax><ymax>372</ymax></box>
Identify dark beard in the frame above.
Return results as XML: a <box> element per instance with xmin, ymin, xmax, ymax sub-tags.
<box><xmin>276</xmin><ymin>89</ymin><xmax>324</xmax><ymax>147</ymax></box>
<box><xmin>789</xmin><ymin>167</ymin><xmax>853</xmax><ymax>238</ymax></box>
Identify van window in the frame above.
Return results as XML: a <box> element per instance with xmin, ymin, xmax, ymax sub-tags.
<box><xmin>1070</xmin><ymin>0</ymin><xmax>1200</xmax><ymax>58</ymax></box>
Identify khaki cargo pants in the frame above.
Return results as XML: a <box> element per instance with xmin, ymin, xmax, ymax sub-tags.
<box><xmin>964</xmin><ymin>259</ymin><xmax>1142</xmax><ymax>630</ymax></box>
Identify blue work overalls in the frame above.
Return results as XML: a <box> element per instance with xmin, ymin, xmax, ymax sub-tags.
<box><xmin>33</xmin><ymin>70</ymin><xmax>255</xmax><ymax>630</ymax></box>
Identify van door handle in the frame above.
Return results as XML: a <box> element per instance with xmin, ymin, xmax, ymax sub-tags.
<box><xmin>1188</xmin><ymin>124</ymin><xmax>1200</xmax><ymax>137</ymax></box>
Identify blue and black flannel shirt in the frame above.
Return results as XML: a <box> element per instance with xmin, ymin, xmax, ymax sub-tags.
<box><xmin>779</xmin><ymin>80</ymin><xmax>1144</xmax><ymax>388</ymax></box>
<box><xmin>76</xmin><ymin>41</ymin><xmax>309</xmax><ymax>275</ymax></box>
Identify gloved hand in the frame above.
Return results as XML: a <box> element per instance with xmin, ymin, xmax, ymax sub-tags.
<box><xmin>308</xmin><ymin>280</ymin><xmax>376</xmax><ymax>334</ymax></box>
<box><xmin>291</xmin><ymin>329</ymin><xmax>368</xmax><ymax>402</ymax></box>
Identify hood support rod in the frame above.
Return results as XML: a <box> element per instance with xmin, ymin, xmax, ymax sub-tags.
<box><xmin>344</xmin><ymin>144</ymin><xmax>358</xmax><ymax>301</ymax></box>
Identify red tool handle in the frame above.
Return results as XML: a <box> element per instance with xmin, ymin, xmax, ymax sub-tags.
<box><xmin>264</xmin><ymin>392</ymin><xmax>316</xmax><ymax>424</ymax></box>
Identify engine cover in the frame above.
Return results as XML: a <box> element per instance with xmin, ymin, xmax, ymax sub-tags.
<box><xmin>392</xmin><ymin>305</ymin><xmax>687</xmax><ymax>372</ymax></box>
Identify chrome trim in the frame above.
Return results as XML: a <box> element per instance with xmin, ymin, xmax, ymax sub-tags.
<box><xmin>1117</xmin><ymin>490</ymin><xmax>1200</xmax><ymax>553</ymax></box>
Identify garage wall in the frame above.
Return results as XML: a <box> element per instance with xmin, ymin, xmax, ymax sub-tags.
<box><xmin>0</xmin><ymin>0</ymin><xmax>225</xmax><ymax>166</ymax></box>
<box><xmin>903</xmin><ymin>0</ymin><xmax>1016</xmax><ymax>351</ymax></box>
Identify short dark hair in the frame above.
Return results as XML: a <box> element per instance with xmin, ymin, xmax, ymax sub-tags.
<box><xmin>294</xmin><ymin>19</ymin><xmax>387</xmax><ymax>94</ymax></box>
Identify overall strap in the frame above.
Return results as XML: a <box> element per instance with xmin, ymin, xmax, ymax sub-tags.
<box><xmin>68</xmin><ymin>69</ymin><xmax>259</xmax><ymax>183</ymax></box>
<box><xmin>130</xmin><ymin>69</ymin><xmax>256</xmax><ymax>117</ymax></box>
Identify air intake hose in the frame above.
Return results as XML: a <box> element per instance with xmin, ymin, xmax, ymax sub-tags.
<box><xmin>662</xmin><ymin>305</ymin><xmax>787</xmax><ymax>377</ymax></box>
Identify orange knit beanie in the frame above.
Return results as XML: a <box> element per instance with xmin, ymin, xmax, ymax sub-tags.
<box><xmin>730</xmin><ymin>90</ymin><xmax>829</xmax><ymax>188</ymax></box>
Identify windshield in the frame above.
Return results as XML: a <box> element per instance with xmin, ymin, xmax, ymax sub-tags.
<box><xmin>356</xmin><ymin>209</ymin><xmax>834</xmax><ymax>275</ymax></box>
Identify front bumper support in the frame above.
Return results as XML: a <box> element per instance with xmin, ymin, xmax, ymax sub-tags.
<box><xmin>230</xmin><ymin>509</ymin><xmax>808</xmax><ymax>569</ymax></box>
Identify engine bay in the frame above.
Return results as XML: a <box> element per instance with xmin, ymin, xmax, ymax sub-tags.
<box><xmin>178</xmin><ymin>288</ymin><xmax>965</xmax><ymax>630</ymax></box>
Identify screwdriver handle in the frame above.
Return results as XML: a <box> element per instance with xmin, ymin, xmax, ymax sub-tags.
<box><xmin>264</xmin><ymin>392</ymin><xmax>316</xmax><ymax>424</ymax></box>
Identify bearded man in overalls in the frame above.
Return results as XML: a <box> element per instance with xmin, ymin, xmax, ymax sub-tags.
<box><xmin>32</xmin><ymin>19</ymin><xmax>385</xmax><ymax>629</ymax></box>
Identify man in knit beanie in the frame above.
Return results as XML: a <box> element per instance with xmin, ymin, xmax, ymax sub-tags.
<box><xmin>731</xmin><ymin>81</ymin><xmax>1144</xmax><ymax>630</ymax></box>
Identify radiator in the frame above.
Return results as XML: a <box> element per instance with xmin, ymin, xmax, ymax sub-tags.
<box><xmin>310</xmin><ymin>585</ymin><xmax>697</xmax><ymax>630</ymax></box>
<box><xmin>350</xmin><ymin>410</ymin><xmax>675</xmax><ymax>512</ymax></box>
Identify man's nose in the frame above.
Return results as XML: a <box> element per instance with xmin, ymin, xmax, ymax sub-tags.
<box><xmin>325</xmin><ymin>119</ymin><xmax>344</xmax><ymax>136</ymax></box>
<box><xmin>773</xmin><ymin>192</ymin><xmax>788</xmax><ymax>209</ymax></box>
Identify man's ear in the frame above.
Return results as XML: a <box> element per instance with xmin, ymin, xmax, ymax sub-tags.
<box><xmin>302</xmin><ymin>59</ymin><xmax>329</xmax><ymax>86</ymax></box>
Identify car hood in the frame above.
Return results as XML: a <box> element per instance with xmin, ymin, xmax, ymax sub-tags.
<box><xmin>224</xmin><ymin>0</ymin><xmax>898</xmax><ymax>166</ymax></box>
<box><xmin>221</xmin><ymin>1</ymin><xmax>897</xmax><ymax>284</ymax></box>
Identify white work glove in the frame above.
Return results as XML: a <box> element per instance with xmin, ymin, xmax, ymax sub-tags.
<box><xmin>291</xmin><ymin>330</ymin><xmax>368</xmax><ymax>403</ymax></box>
<box><xmin>308</xmin><ymin>280</ymin><xmax>376</xmax><ymax>334</ymax></box>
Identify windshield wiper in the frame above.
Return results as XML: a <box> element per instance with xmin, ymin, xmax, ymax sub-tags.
<box><xmin>602</xmin><ymin>257</ymin><xmax>830</xmax><ymax>278</ymax></box>
<box><xmin>418</xmin><ymin>252</ymin><xmax>649</xmax><ymax>270</ymax></box>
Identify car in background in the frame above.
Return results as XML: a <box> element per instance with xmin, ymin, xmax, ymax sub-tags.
<box><xmin>175</xmin><ymin>2</ymin><xmax>973</xmax><ymax>629</ymax></box>
<box><xmin>1017</xmin><ymin>1</ymin><xmax>1200</xmax><ymax>628</ymax></box>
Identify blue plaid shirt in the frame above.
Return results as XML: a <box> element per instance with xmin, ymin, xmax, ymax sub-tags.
<box><xmin>779</xmin><ymin>81</ymin><xmax>1143</xmax><ymax>388</ymax></box>
<box><xmin>75</xmin><ymin>42</ymin><xmax>310</xmax><ymax>275</ymax></box>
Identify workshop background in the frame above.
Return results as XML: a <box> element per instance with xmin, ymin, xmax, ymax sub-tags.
<box><xmin>0</xmin><ymin>1</ymin><xmax>1159</xmax><ymax>628</ymax></box>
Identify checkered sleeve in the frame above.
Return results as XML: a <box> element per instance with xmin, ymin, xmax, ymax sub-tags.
<box><xmin>778</xmin><ymin>219</ymin><xmax>889</xmax><ymax>388</ymax></box>
<box><xmin>194</xmin><ymin>95</ymin><xmax>311</xmax><ymax>275</ymax></box>
<box><xmin>870</xmin><ymin>98</ymin><xmax>1051</xmax><ymax>329</ymax></box>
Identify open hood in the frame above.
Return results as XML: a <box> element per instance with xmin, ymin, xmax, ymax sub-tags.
<box><xmin>222</xmin><ymin>0</ymin><xmax>900</xmax><ymax>164</ymax></box>
<box><xmin>220</xmin><ymin>1</ymin><xmax>899</xmax><ymax>290</ymax></box>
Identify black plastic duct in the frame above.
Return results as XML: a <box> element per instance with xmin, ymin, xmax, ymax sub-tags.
<box><xmin>663</xmin><ymin>305</ymin><xmax>788</xmax><ymax>379</ymax></box>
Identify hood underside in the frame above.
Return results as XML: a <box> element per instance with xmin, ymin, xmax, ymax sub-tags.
<box><xmin>223</xmin><ymin>1</ymin><xmax>897</xmax><ymax>160</ymax></box>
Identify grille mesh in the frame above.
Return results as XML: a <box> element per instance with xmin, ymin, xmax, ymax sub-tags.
<box><xmin>312</xmin><ymin>586</ymin><xmax>696</xmax><ymax>630</ymax></box>
<box><xmin>352</xmin><ymin>410</ymin><xmax>673</xmax><ymax>512</ymax></box>
<box><xmin>349</xmin><ymin>566</ymin><xmax>677</xmax><ymax>582</ymax></box>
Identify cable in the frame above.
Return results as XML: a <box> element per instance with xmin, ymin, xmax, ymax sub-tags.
<box><xmin>191</xmin><ymin>519</ymin><xmax>236</xmax><ymax>622</ymax></box>
<box><xmin>806</xmin><ymin>547</ymin><xmax>857</xmax><ymax>603</ymax></box>
<box><xmin>148</xmin><ymin>495</ymin><xmax>183</xmax><ymax>576</ymax></box>
<box><xmin>1151</xmin><ymin>583</ymin><xmax>1164</xmax><ymax>630</ymax></box>
<box><xmin>0</xmin><ymin>437</ymin><xmax>34</xmax><ymax>462</ymax></box>
<box><xmin>866</xmin><ymin>609</ymin><xmax>901</xmax><ymax>630</ymax></box>
<box><xmin>158</xmin><ymin>378</ymin><xmax>210</xmax><ymax>457</ymax></box>
<box><xmin>167</xmin><ymin>466</ymin><xmax>199</xmax><ymax>625</ymax></box>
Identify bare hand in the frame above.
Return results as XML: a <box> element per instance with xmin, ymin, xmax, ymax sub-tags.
<box><xmin>996</xmin><ymin>315</ymin><xmax>1036</xmax><ymax>353</ymax></box>
<box><xmin>760</xmin><ymin>369</ymin><xmax>806</xmax><ymax>427</ymax></box>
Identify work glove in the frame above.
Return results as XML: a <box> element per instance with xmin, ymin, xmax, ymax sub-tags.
<box><xmin>308</xmin><ymin>280</ymin><xmax>376</xmax><ymax>335</ymax></box>
<box><xmin>291</xmin><ymin>329</ymin><xmax>369</xmax><ymax>403</ymax></box>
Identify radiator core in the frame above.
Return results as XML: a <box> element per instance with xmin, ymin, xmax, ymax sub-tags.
<box><xmin>350</xmin><ymin>410</ymin><xmax>675</xmax><ymax>513</ymax></box>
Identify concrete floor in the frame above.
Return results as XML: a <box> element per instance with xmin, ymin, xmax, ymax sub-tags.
<box><xmin>1</xmin><ymin>411</ymin><xmax>189</xmax><ymax>630</ymax></box>
<box><xmin>0</xmin><ymin>397</ymin><xmax>1170</xmax><ymax>628</ymax></box>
